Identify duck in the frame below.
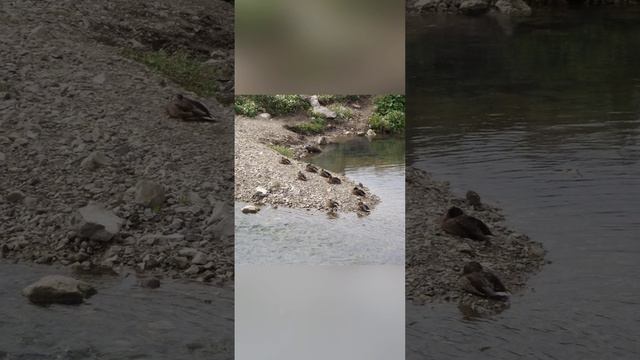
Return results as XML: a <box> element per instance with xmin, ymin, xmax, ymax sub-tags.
<box><xmin>327</xmin><ymin>209</ymin><xmax>338</xmax><ymax>219</ymax></box>
<box><xmin>466</xmin><ymin>190</ymin><xmax>482</xmax><ymax>210</ymax></box>
<box><xmin>306</xmin><ymin>163</ymin><xmax>318</xmax><ymax>173</ymax></box>
<box><xmin>460</xmin><ymin>261</ymin><xmax>509</xmax><ymax>301</ymax></box>
<box><xmin>279</xmin><ymin>157</ymin><xmax>291</xmax><ymax>165</ymax></box>
<box><xmin>320</xmin><ymin>169</ymin><xmax>332</xmax><ymax>178</ymax></box>
<box><xmin>357</xmin><ymin>201</ymin><xmax>371</xmax><ymax>213</ymax></box>
<box><xmin>352</xmin><ymin>186</ymin><xmax>366</xmax><ymax>197</ymax></box>
<box><xmin>166</xmin><ymin>94</ymin><xmax>216</xmax><ymax>122</ymax></box>
<box><xmin>304</xmin><ymin>144</ymin><xmax>322</xmax><ymax>153</ymax></box>
<box><xmin>297</xmin><ymin>171</ymin><xmax>307</xmax><ymax>181</ymax></box>
<box><xmin>440</xmin><ymin>206</ymin><xmax>492</xmax><ymax>242</ymax></box>
<box><xmin>326</xmin><ymin>199</ymin><xmax>339</xmax><ymax>209</ymax></box>
<box><xmin>327</xmin><ymin>175</ymin><xmax>341</xmax><ymax>184</ymax></box>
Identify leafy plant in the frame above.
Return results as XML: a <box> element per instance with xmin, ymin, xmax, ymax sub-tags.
<box><xmin>287</xmin><ymin>117</ymin><xmax>327</xmax><ymax>134</ymax></box>
<box><xmin>235</xmin><ymin>96</ymin><xmax>260</xmax><ymax>117</ymax></box>
<box><xmin>373</xmin><ymin>95</ymin><xmax>405</xmax><ymax>116</ymax></box>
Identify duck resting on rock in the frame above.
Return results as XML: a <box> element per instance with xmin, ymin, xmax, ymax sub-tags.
<box><xmin>304</xmin><ymin>144</ymin><xmax>322</xmax><ymax>153</ymax></box>
<box><xmin>297</xmin><ymin>171</ymin><xmax>307</xmax><ymax>181</ymax></box>
<box><xmin>166</xmin><ymin>94</ymin><xmax>216</xmax><ymax>122</ymax></box>
<box><xmin>326</xmin><ymin>199</ymin><xmax>339</xmax><ymax>209</ymax></box>
<box><xmin>357</xmin><ymin>201</ymin><xmax>371</xmax><ymax>213</ymax></box>
<box><xmin>306</xmin><ymin>163</ymin><xmax>318</xmax><ymax>173</ymax></box>
<box><xmin>327</xmin><ymin>175</ymin><xmax>341</xmax><ymax>184</ymax></box>
<box><xmin>440</xmin><ymin>206</ymin><xmax>492</xmax><ymax>242</ymax></box>
<box><xmin>320</xmin><ymin>169</ymin><xmax>331</xmax><ymax>178</ymax></box>
<box><xmin>352</xmin><ymin>186</ymin><xmax>366</xmax><ymax>197</ymax></box>
<box><xmin>460</xmin><ymin>261</ymin><xmax>509</xmax><ymax>301</ymax></box>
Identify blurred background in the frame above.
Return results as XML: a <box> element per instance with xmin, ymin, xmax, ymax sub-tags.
<box><xmin>235</xmin><ymin>0</ymin><xmax>404</xmax><ymax>94</ymax></box>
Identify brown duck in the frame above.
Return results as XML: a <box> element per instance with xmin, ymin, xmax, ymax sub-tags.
<box><xmin>357</xmin><ymin>201</ymin><xmax>371</xmax><ymax>213</ymax></box>
<box><xmin>297</xmin><ymin>171</ymin><xmax>307</xmax><ymax>181</ymax></box>
<box><xmin>352</xmin><ymin>187</ymin><xmax>366</xmax><ymax>197</ymax></box>
<box><xmin>320</xmin><ymin>169</ymin><xmax>331</xmax><ymax>178</ymax></box>
<box><xmin>440</xmin><ymin>206</ymin><xmax>492</xmax><ymax>241</ymax></box>
<box><xmin>306</xmin><ymin>164</ymin><xmax>318</xmax><ymax>173</ymax></box>
<box><xmin>460</xmin><ymin>261</ymin><xmax>509</xmax><ymax>301</ymax></box>
<box><xmin>279</xmin><ymin>157</ymin><xmax>291</xmax><ymax>165</ymax></box>
<box><xmin>304</xmin><ymin>144</ymin><xmax>322</xmax><ymax>153</ymax></box>
<box><xmin>466</xmin><ymin>190</ymin><xmax>482</xmax><ymax>210</ymax></box>
<box><xmin>327</xmin><ymin>176</ymin><xmax>341</xmax><ymax>184</ymax></box>
<box><xmin>326</xmin><ymin>199</ymin><xmax>339</xmax><ymax>209</ymax></box>
<box><xmin>166</xmin><ymin>94</ymin><xmax>216</xmax><ymax>122</ymax></box>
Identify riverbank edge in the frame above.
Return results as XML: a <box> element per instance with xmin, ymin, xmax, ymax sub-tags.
<box><xmin>406</xmin><ymin>167</ymin><xmax>546</xmax><ymax>315</ymax></box>
<box><xmin>234</xmin><ymin>104</ymin><xmax>382</xmax><ymax>214</ymax></box>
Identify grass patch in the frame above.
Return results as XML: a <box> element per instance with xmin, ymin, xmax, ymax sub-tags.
<box><xmin>235</xmin><ymin>96</ymin><xmax>260</xmax><ymax>117</ymax></box>
<box><xmin>373</xmin><ymin>95</ymin><xmax>405</xmax><ymax>116</ymax></box>
<box><xmin>369</xmin><ymin>95</ymin><xmax>405</xmax><ymax>134</ymax></box>
<box><xmin>122</xmin><ymin>49</ymin><xmax>218</xmax><ymax>97</ymax></box>
<box><xmin>269</xmin><ymin>144</ymin><xmax>294</xmax><ymax>157</ymax></box>
<box><xmin>328</xmin><ymin>104</ymin><xmax>354</xmax><ymax>121</ymax></box>
<box><xmin>287</xmin><ymin>117</ymin><xmax>327</xmax><ymax>135</ymax></box>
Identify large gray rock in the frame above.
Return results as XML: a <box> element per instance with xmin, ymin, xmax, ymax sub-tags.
<box><xmin>75</xmin><ymin>202</ymin><xmax>124</xmax><ymax>242</ymax></box>
<box><xmin>134</xmin><ymin>181</ymin><xmax>165</xmax><ymax>208</ymax></box>
<box><xmin>494</xmin><ymin>0</ymin><xmax>532</xmax><ymax>16</ymax></box>
<box><xmin>459</xmin><ymin>0</ymin><xmax>490</xmax><ymax>15</ymax></box>
<box><xmin>22</xmin><ymin>275</ymin><xmax>97</xmax><ymax>305</ymax></box>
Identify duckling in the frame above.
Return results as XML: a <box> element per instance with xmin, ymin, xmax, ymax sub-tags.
<box><xmin>352</xmin><ymin>186</ymin><xmax>366</xmax><ymax>197</ymax></box>
<box><xmin>304</xmin><ymin>144</ymin><xmax>322</xmax><ymax>153</ymax></box>
<box><xmin>357</xmin><ymin>201</ymin><xmax>371</xmax><ymax>213</ymax></box>
<box><xmin>440</xmin><ymin>206</ymin><xmax>492</xmax><ymax>242</ymax></box>
<box><xmin>166</xmin><ymin>94</ymin><xmax>216</xmax><ymax>122</ymax></box>
<box><xmin>320</xmin><ymin>169</ymin><xmax>332</xmax><ymax>178</ymax></box>
<box><xmin>306</xmin><ymin>163</ymin><xmax>318</xmax><ymax>173</ymax></box>
<box><xmin>326</xmin><ymin>199</ymin><xmax>339</xmax><ymax>209</ymax></box>
<box><xmin>460</xmin><ymin>261</ymin><xmax>509</xmax><ymax>301</ymax></box>
<box><xmin>297</xmin><ymin>171</ymin><xmax>307</xmax><ymax>181</ymax></box>
<box><xmin>279</xmin><ymin>157</ymin><xmax>291</xmax><ymax>165</ymax></box>
<box><xmin>466</xmin><ymin>190</ymin><xmax>482</xmax><ymax>210</ymax></box>
<box><xmin>327</xmin><ymin>175</ymin><xmax>341</xmax><ymax>184</ymax></box>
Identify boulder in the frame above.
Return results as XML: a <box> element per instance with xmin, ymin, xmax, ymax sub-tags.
<box><xmin>494</xmin><ymin>0</ymin><xmax>532</xmax><ymax>16</ymax></box>
<box><xmin>75</xmin><ymin>202</ymin><xmax>124</xmax><ymax>242</ymax></box>
<box><xmin>134</xmin><ymin>181</ymin><xmax>165</xmax><ymax>208</ymax></box>
<box><xmin>22</xmin><ymin>275</ymin><xmax>96</xmax><ymax>305</ymax></box>
<box><xmin>459</xmin><ymin>0</ymin><xmax>489</xmax><ymax>15</ymax></box>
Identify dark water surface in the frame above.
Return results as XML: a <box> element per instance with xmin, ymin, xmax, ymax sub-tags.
<box><xmin>407</xmin><ymin>11</ymin><xmax>640</xmax><ymax>359</ymax></box>
<box><xmin>0</xmin><ymin>262</ymin><xmax>233</xmax><ymax>360</ymax></box>
<box><xmin>236</xmin><ymin>136</ymin><xmax>405</xmax><ymax>265</ymax></box>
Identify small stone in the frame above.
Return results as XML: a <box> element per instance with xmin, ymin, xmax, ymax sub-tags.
<box><xmin>22</xmin><ymin>275</ymin><xmax>96</xmax><ymax>305</ymax></box>
<box><xmin>241</xmin><ymin>205</ymin><xmax>260</xmax><ymax>214</ymax></box>
<box><xmin>184</xmin><ymin>265</ymin><xmax>201</xmax><ymax>275</ymax></box>
<box><xmin>258</xmin><ymin>113</ymin><xmax>271</xmax><ymax>120</ymax></box>
<box><xmin>80</xmin><ymin>151</ymin><xmax>108</xmax><ymax>171</ymax></box>
<box><xmin>134</xmin><ymin>181</ymin><xmax>165</xmax><ymax>208</ymax></box>
<box><xmin>192</xmin><ymin>252</ymin><xmax>208</xmax><ymax>265</ymax></box>
<box><xmin>6</xmin><ymin>190</ymin><xmax>25</xmax><ymax>203</ymax></box>
<box><xmin>366</xmin><ymin>129</ymin><xmax>377</xmax><ymax>137</ymax></box>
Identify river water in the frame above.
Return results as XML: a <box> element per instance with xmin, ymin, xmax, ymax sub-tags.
<box><xmin>0</xmin><ymin>262</ymin><xmax>233</xmax><ymax>360</ymax></box>
<box><xmin>235</xmin><ymin>136</ymin><xmax>405</xmax><ymax>265</ymax></box>
<box><xmin>407</xmin><ymin>11</ymin><xmax>640</xmax><ymax>359</ymax></box>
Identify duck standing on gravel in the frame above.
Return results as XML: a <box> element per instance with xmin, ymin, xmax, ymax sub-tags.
<box><xmin>306</xmin><ymin>163</ymin><xmax>318</xmax><ymax>173</ymax></box>
<box><xmin>440</xmin><ymin>206</ymin><xmax>492</xmax><ymax>242</ymax></box>
<box><xmin>357</xmin><ymin>201</ymin><xmax>371</xmax><ymax>213</ymax></box>
<box><xmin>352</xmin><ymin>186</ymin><xmax>366</xmax><ymax>197</ymax></box>
<box><xmin>327</xmin><ymin>175</ymin><xmax>341</xmax><ymax>184</ymax></box>
<box><xmin>320</xmin><ymin>169</ymin><xmax>331</xmax><ymax>178</ymax></box>
<box><xmin>305</xmin><ymin>144</ymin><xmax>322</xmax><ymax>153</ymax></box>
<box><xmin>460</xmin><ymin>261</ymin><xmax>509</xmax><ymax>301</ymax></box>
<box><xmin>297</xmin><ymin>171</ymin><xmax>307</xmax><ymax>181</ymax></box>
<box><xmin>466</xmin><ymin>190</ymin><xmax>483</xmax><ymax>210</ymax></box>
<box><xmin>326</xmin><ymin>199</ymin><xmax>339</xmax><ymax>209</ymax></box>
<box><xmin>166</xmin><ymin>94</ymin><xmax>216</xmax><ymax>122</ymax></box>
<box><xmin>280</xmin><ymin>157</ymin><xmax>291</xmax><ymax>165</ymax></box>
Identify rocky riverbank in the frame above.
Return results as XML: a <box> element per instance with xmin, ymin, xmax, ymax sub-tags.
<box><xmin>234</xmin><ymin>100</ymin><xmax>381</xmax><ymax>213</ymax></box>
<box><xmin>406</xmin><ymin>167</ymin><xmax>545</xmax><ymax>315</ymax></box>
<box><xmin>0</xmin><ymin>0</ymin><xmax>234</xmax><ymax>285</ymax></box>
<box><xmin>408</xmin><ymin>0</ymin><xmax>640</xmax><ymax>16</ymax></box>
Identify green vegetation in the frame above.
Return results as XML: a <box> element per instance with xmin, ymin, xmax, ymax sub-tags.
<box><xmin>269</xmin><ymin>144</ymin><xmax>294</xmax><ymax>158</ymax></box>
<box><xmin>234</xmin><ymin>95</ymin><xmax>310</xmax><ymax>116</ymax></box>
<box><xmin>328</xmin><ymin>104</ymin><xmax>354</xmax><ymax>121</ymax></box>
<box><xmin>287</xmin><ymin>117</ymin><xmax>327</xmax><ymax>135</ymax></box>
<box><xmin>122</xmin><ymin>49</ymin><xmax>218</xmax><ymax>97</ymax></box>
<box><xmin>235</xmin><ymin>96</ymin><xmax>260</xmax><ymax>117</ymax></box>
<box><xmin>369</xmin><ymin>95</ymin><xmax>405</xmax><ymax>134</ymax></box>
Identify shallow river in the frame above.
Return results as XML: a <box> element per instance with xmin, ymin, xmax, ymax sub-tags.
<box><xmin>0</xmin><ymin>262</ymin><xmax>233</xmax><ymax>360</ymax></box>
<box><xmin>235</xmin><ymin>136</ymin><xmax>405</xmax><ymax>265</ymax></box>
<box><xmin>407</xmin><ymin>11</ymin><xmax>640</xmax><ymax>359</ymax></box>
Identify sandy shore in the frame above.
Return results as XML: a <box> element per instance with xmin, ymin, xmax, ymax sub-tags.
<box><xmin>235</xmin><ymin>112</ymin><xmax>380</xmax><ymax>213</ymax></box>
<box><xmin>406</xmin><ymin>167</ymin><xmax>545</xmax><ymax>314</ymax></box>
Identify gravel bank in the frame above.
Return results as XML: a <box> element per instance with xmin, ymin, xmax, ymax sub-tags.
<box><xmin>235</xmin><ymin>115</ymin><xmax>380</xmax><ymax>213</ymax></box>
<box><xmin>406</xmin><ymin>167</ymin><xmax>545</xmax><ymax>315</ymax></box>
<box><xmin>0</xmin><ymin>0</ymin><xmax>234</xmax><ymax>285</ymax></box>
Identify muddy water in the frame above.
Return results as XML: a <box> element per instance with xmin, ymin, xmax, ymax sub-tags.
<box><xmin>235</xmin><ymin>136</ymin><xmax>405</xmax><ymax>265</ymax></box>
<box><xmin>407</xmin><ymin>12</ymin><xmax>640</xmax><ymax>359</ymax></box>
<box><xmin>0</xmin><ymin>262</ymin><xmax>233</xmax><ymax>360</ymax></box>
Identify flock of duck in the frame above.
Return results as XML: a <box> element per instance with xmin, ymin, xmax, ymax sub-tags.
<box><xmin>279</xmin><ymin>156</ymin><xmax>372</xmax><ymax>217</ymax></box>
<box><xmin>440</xmin><ymin>191</ymin><xmax>509</xmax><ymax>302</ymax></box>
